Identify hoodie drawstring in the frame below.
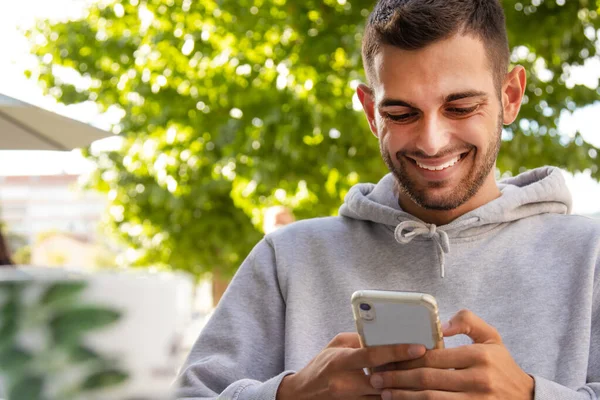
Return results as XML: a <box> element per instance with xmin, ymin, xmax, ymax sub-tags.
<box><xmin>393</xmin><ymin>217</ymin><xmax>480</xmax><ymax>278</ymax></box>
<box><xmin>394</xmin><ymin>221</ymin><xmax>450</xmax><ymax>278</ymax></box>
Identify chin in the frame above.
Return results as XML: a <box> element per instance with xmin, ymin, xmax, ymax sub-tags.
<box><xmin>414</xmin><ymin>195</ymin><xmax>467</xmax><ymax>211</ymax></box>
<box><xmin>404</xmin><ymin>183</ymin><xmax>475</xmax><ymax>211</ymax></box>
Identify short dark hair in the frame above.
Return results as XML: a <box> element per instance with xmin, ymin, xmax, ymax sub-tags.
<box><xmin>362</xmin><ymin>0</ymin><xmax>510</xmax><ymax>91</ymax></box>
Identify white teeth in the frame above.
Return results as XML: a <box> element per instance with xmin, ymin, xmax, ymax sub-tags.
<box><xmin>416</xmin><ymin>155</ymin><xmax>461</xmax><ymax>171</ymax></box>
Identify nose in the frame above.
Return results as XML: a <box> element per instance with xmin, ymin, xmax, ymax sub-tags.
<box><xmin>414</xmin><ymin>113</ymin><xmax>451</xmax><ymax>157</ymax></box>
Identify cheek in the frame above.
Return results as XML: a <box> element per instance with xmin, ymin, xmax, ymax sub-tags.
<box><xmin>452</xmin><ymin>116</ymin><xmax>495</xmax><ymax>150</ymax></box>
<box><xmin>382</xmin><ymin>129</ymin><xmax>411</xmax><ymax>160</ymax></box>
<box><xmin>378</xmin><ymin>123</ymin><xmax>411</xmax><ymax>152</ymax></box>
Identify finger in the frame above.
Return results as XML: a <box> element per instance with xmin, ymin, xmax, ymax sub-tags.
<box><xmin>383</xmin><ymin>389</ymin><xmax>464</xmax><ymax>400</ymax></box>
<box><xmin>328</xmin><ymin>370</ymin><xmax>384</xmax><ymax>397</ymax></box>
<box><xmin>345</xmin><ymin>343</ymin><xmax>427</xmax><ymax>370</ymax></box>
<box><xmin>393</xmin><ymin>346</ymin><xmax>482</xmax><ymax>370</ymax></box>
<box><xmin>372</xmin><ymin>363</ymin><xmax>399</xmax><ymax>373</ymax></box>
<box><xmin>371</xmin><ymin>368</ymin><xmax>469</xmax><ymax>392</ymax></box>
<box><xmin>443</xmin><ymin>309</ymin><xmax>503</xmax><ymax>344</ymax></box>
<box><xmin>327</xmin><ymin>332</ymin><xmax>362</xmax><ymax>348</ymax></box>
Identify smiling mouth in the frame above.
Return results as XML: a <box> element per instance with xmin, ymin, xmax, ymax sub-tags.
<box><xmin>406</xmin><ymin>150</ymin><xmax>471</xmax><ymax>172</ymax></box>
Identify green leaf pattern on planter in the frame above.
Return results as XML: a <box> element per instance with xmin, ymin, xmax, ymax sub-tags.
<box><xmin>40</xmin><ymin>282</ymin><xmax>87</xmax><ymax>308</ymax></box>
<box><xmin>8</xmin><ymin>376</ymin><xmax>44</xmax><ymax>400</ymax></box>
<box><xmin>50</xmin><ymin>307</ymin><xmax>121</xmax><ymax>345</ymax></box>
<box><xmin>0</xmin><ymin>281</ymin><xmax>129</xmax><ymax>400</ymax></box>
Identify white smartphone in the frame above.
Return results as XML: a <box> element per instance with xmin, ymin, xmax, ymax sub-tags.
<box><xmin>351</xmin><ymin>290</ymin><xmax>444</xmax><ymax>352</ymax></box>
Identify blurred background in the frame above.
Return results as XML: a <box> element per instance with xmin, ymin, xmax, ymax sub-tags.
<box><xmin>0</xmin><ymin>0</ymin><xmax>598</xmax><ymax>397</ymax></box>
<box><xmin>0</xmin><ymin>0</ymin><xmax>599</xmax><ymax>324</ymax></box>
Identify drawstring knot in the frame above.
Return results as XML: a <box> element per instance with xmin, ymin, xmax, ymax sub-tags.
<box><xmin>394</xmin><ymin>220</ymin><xmax>450</xmax><ymax>278</ymax></box>
<box><xmin>425</xmin><ymin>224</ymin><xmax>438</xmax><ymax>239</ymax></box>
<box><xmin>393</xmin><ymin>217</ymin><xmax>479</xmax><ymax>278</ymax></box>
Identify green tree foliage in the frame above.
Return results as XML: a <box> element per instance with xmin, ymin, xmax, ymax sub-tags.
<box><xmin>27</xmin><ymin>0</ymin><xmax>600</xmax><ymax>277</ymax></box>
<box><xmin>12</xmin><ymin>246</ymin><xmax>31</xmax><ymax>265</ymax></box>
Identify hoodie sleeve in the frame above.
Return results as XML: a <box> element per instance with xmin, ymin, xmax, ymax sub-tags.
<box><xmin>532</xmin><ymin>260</ymin><xmax>600</xmax><ymax>400</ymax></box>
<box><xmin>175</xmin><ymin>239</ymin><xmax>295</xmax><ymax>400</ymax></box>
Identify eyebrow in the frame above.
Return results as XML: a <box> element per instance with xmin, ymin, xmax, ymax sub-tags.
<box><xmin>378</xmin><ymin>90</ymin><xmax>488</xmax><ymax>109</ymax></box>
<box><xmin>444</xmin><ymin>90</ymin><xmax>488</xmax><ymax>103</ymax></box>
<box><xmin>378</xmin><ymin>98</ymin><xmax>416</xmax><ymax>109</ymax></box>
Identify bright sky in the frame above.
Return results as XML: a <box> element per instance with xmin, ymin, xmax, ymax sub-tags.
<box><xmin>0</xmin><ymin>0</ymin><xmax>599</xmax><ymax>214</ymax></box>
<box><xmin>0</xmin><ymin>0</ymin><xmax>120</xmax><ymax>173</ymax></box>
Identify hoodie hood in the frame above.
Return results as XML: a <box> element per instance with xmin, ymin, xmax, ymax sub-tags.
<box><xmin>339</xmin><ymin>166</ymin><xmax>572</xmax><ymax>277</ymax></box>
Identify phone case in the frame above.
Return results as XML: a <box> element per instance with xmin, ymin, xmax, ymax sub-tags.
<box><xmin>351</xmin><ymin>290</ymin><xmax>444</xmax><ymax>351</ymax></box>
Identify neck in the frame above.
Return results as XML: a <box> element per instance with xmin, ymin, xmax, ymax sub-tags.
<box><xmin>397</xmin><ymin>173</ymin><xmax>501</xmax><ymax>226</ymax></box>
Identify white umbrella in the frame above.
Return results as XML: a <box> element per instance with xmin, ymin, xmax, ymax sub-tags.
<box><xmin>0</xmin><ymin>93</ymin><xmax>113</xmax><ymax>151</ymax></box>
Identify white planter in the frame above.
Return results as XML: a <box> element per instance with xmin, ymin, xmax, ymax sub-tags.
<box><xmin>0</xmin><ymin>266</ymin><xmax>194</xmax><ymax>400</ymax></box>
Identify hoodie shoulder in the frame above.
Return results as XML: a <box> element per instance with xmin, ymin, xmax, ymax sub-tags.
<box><xmin>262</xmin><ymin>216</ymin><xmax>370</xmax><ymax>277</ymax></box>
<box><xmin>264</xmin><ymin>214</ymin><xmax>390</xmax><ymax>255</ymax></box>
<box><xmin>528</xmin><ymin>213</ymin><xmax>600</xmax><ymax>250</ymax></box>
<box><xmin>265</xmin><ymin>216</ymin><xmax>358</xmax><ymax>244</ymax></box>
<box><xmin>552</xmin><ymin>213</ymin><xmax>600</xmax><ymax>234</ymax></box>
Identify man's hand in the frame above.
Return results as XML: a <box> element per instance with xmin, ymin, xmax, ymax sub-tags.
<box><xmin>276</xmin><ymin>332</ymin><xmax>427</xmax><ymax>400</ymax></box>
<box><xmin>369</xmin><ymin>310</ymin><xmax>535</xmax><ymax>400</ymax></box>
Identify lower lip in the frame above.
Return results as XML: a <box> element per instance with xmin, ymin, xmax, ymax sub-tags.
<box><xmin>406</xmin><ymin>151</ymin><xmax>471</xmax><ymax>181</ymax></box>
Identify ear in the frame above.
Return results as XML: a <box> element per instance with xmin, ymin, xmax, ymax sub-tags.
<box><xmin>501</xmin><ymin>66</ymin><xmax>527</xmax><ymax>125</ymax></box>
<box><xmin>356</xmin><ymin>83</ymin><xmax>379</xmax><ymax>137</ymax></box>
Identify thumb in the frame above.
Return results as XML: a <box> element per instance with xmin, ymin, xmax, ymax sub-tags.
<box><xmin>442</xmin><ymin>309</ymin><xmax>503</xmax><ymax>345</ymax></box>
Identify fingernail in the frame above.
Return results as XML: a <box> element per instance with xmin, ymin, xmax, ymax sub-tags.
<box><xmin>381</xmin><ymin>390</ymin><xmax>392</xmax><ymax>400</ymax></box>
<box><xmin>442</xmin><ymin>321</ymin><xmax>451</xmax><ymax>331</ymax></box>
<box><xmin>408</xmin><ymin>344</ymin><xmax>425</xmax><ymax>357</ymax></box>
<box><xmin>371</xmin><ymin>374</ymin><xmax>383</xmax><ymax>388</ymax></box>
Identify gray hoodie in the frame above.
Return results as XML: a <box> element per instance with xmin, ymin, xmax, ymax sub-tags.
<box><xmin>177</xmin><ymin>166</ymin><xmax>600</xmax><ymax>400</ymax></box>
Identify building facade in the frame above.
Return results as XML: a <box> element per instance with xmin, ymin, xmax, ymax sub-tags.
<box><xmin>0</xmin><ymin>174</ymin><xmax>106</xmax><ymax>245</ymax></box>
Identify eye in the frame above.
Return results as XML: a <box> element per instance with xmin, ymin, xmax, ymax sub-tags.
<box><xmin>383</xmin><ymin>112</ymin><xmax>419</xmax><ymax>123</ymax></box>
<box><xmin>446</xmin><ymin>105</ymin><xmax>480</xmax><ymax>116</ymax></box>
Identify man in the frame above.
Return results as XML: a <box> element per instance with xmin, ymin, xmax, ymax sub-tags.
<box><xmin>177</xmin><ymin>0</ymin><xmax>600</xmax><ymax>399</ymax></box>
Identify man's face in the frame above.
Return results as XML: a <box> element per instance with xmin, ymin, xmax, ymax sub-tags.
<box><xmin>363</xmin><ymin>34</ymin><xmax>505</xmax><ymax>211</ymax></box>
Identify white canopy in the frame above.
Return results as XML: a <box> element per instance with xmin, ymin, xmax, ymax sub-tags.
<box><xmin>0</xmin><ymin>93</ymin><xmax>113</xmax><ymax>150</ymax></box>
